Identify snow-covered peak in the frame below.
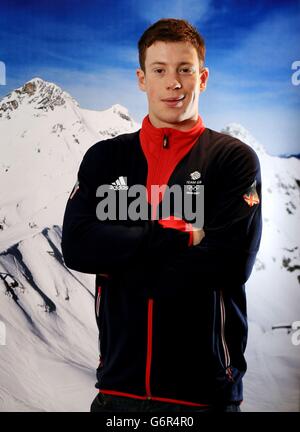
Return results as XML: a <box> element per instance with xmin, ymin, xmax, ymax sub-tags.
<box><xmin>0</xmin><ymin>77</ymin><xmax>79</xmax><ymax>120</ymax></box>
<box><xmin>221</xmin><ymin>122</ymin><xmax>266</xmax><ymax>155</ymax></box>
<box><xmin>110</xmin><ymin>103</ymin><xmax>132</xmax><ymax>121</ymax></box>
<box><xmin>0</xmin><ymin>77</ymin><xmax>140</xmax><ymax>237</ymax></box>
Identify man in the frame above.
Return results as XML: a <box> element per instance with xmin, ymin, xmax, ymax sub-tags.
<box><xmin>61</xmin><ymin>18</ymin><xmax>262</xmax><ymax>412</ymax></box>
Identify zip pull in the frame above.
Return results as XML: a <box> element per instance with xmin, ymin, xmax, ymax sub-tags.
<box><xmin>163</xmin><ymin>134</ymin><xmax>169</xmax><ymax>148</ymax></box>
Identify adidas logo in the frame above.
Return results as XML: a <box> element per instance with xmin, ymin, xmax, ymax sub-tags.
<box><xmin>109</xmin><ymin>176</ymin><xmax>129</xmax><ymax>190</ymax></box>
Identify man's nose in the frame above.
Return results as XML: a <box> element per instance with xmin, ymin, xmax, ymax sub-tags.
<box><xmin>166</xmin><ymin>73</ymin><xmax>182</xmax><ymax>90</ymax></box>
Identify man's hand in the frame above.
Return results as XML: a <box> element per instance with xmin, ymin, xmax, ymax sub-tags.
<box><xmin>158</xmin><ymin>216</ymin><xmax>205</xmax><ymax>246</ymax></box>
<box><xmin>192</xmin><ymin>228</ymin><xmax>205</xmax><ymax>246</ymax></box>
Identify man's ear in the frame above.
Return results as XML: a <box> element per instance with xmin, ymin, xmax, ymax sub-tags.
<box><xmin>136</xmin><ymin>68</ymin><xmax>146</xmax><ymax>92</ymax></box>
<box><xmin>199</xmin><ymin>67</ymin><xmax>209</xmax><ymax>92</ymax></box>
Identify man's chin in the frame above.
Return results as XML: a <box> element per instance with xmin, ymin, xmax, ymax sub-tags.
<box><xmin>153</xmin><ymin>111</ymin><xmax>187</xmax><ymax>126</ymax></box>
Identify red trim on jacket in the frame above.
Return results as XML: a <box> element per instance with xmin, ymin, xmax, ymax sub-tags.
<box><xmin>99</xmin><ymin>389</ymin><xmax>210</xmax><ymax>407</ymax></box>
<box><xmin>145</xmin><ymin>298</ymin><xmax>154</xmax><ymax>398</ymax></box>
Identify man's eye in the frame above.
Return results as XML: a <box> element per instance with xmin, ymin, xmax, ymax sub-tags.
<box><xmin>154</xmin><ymin>69</ymin><xmax>164</xmax><ymax>73</ymax></box>
<box><xmin>180</xmin><ymin>67</ymin><xmax>194</xmax><ymax>73</ymax></box>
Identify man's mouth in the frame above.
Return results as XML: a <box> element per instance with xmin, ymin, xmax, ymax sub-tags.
<box><xmin>161</xmin><ymin>95</ymin><xmax>185</xmax><ymax>102</ymax></box>
<box><xmin>161</xmin><ymin>95</ymin><xmax>186</xmax><ymax>107</ymax></box>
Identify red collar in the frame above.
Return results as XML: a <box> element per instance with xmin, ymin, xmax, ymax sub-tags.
<box><xmin>139</xmin><ymin>114</ymin><xmax>205</xmax><ymax>210</ymax></box>
<box><xmin>140</xmin><ymin>114</ymin><xmax>205</xmax><ymax>157</ymax></box>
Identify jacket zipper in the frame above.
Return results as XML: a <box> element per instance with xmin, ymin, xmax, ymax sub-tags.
<box><xmin>163</xmin><ymin>134</ymin><xmax>169</xmax><ymax>148</ymax></box>
<box><xmin>150</xmin><ymin>134</ymin><xmax>169</xmax><ymax>219</ymax></box>
<box><xmin>219</xmin><ymin>290</ymin><xmax>234</xmax><ymax>381</ymax></box>
<box><xmin>145</xmin><ymin>298</ymin><xmax>154</xmax><ymax>399</ymax></box>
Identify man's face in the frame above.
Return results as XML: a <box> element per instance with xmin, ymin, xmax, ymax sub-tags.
<box><xmin>136</xmin><ymin>41</ymin><xmax>208</xmax><ymax>129</ymax></box>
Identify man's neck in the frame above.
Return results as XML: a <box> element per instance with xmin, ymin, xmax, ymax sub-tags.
<box><xmin>148</xmin><ymin>112</ymin><xmax>199</xmax><ymax>131</ymax></box>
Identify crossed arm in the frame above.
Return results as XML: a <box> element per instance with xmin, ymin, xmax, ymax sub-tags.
<box><xmin>61</xmin><ymin>143</ymin><xmax>262</xmax><ymax>288</ymax></box>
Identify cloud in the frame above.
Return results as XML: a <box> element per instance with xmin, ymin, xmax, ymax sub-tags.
<box><xmin>200</xmin><ymin>88</ymin><xmax>300</xmax><ymax>156</ymax></box>
<box><xmin>135</xmin><ymin>0</ymin><xmax>212</xmax><ymax>25</ymax></box>
<box><xmin>199</xmin><ymin>5</ymin><xmax>300</xmax><ymax>154</ymax></box>
<box><xmin>206</xmin><ymin>68</ymin><xmax>300</xmax><ymax>109</ymax></box>
<box><xmin>224</xmin><ymin>8</ymin><xmax>300</xmax><ymax>73</ymax></box>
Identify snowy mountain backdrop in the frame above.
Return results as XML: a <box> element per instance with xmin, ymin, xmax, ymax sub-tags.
<box><xmin>0</xmin><ymin>78</ymin><xmax>299</xmax><ymax>411</ymax></box>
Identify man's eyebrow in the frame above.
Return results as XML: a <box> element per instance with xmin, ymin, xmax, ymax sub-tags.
<box><xmin>149</xmin><ymin>61</ymin><xmax>194</xmax><ymax>66</ymax></box>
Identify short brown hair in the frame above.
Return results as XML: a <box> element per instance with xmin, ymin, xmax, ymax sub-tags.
<box><xmin>138</xmin><ymin>18</ymin><xmax>206</xmax><ymax>73</ymax></box>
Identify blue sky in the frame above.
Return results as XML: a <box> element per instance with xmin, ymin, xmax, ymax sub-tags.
<box><xmin>0</xmin><ymin>0</ymin><xmax>299</xmax><ymax>155</ymax></box>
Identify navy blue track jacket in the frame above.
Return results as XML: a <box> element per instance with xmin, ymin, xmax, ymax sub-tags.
<box><xmin>61</xmin><ymin>126</ymin><xmax>262</xmax><ymax>407</ymax></box>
